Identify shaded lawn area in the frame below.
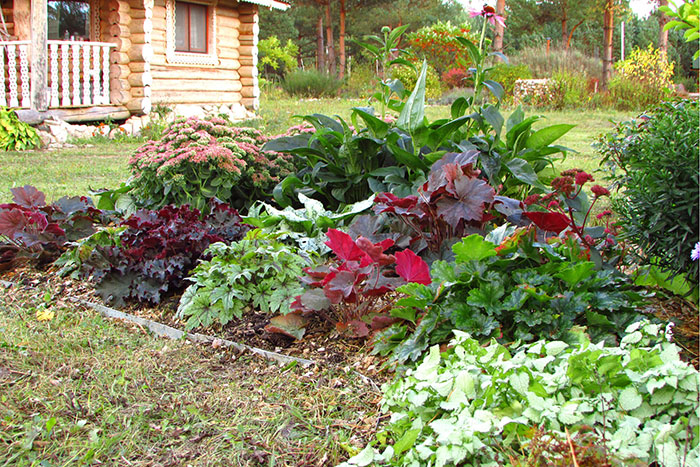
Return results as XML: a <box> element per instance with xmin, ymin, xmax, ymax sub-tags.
<box><xmin>0</xmin><ymin>277</ymin><xmax>379</xmax><ymax>466</ymax></box>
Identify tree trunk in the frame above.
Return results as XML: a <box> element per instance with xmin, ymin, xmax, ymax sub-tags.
<box><xmin>493</xmin><ymin>0</ymin><xmax>505</xmax><ymax>55</ymax></box>
<box><xmin>658</xmin><ymin>0</ymin><xmax>669</xmax><ymax>55</ymax></box>
<box><xmin>339</xmin><ymin>0</ymin><xmax>346</xmax><ymax>78</ymax></box>
<box><xmin>316</xmin><ymin>14</ymin><xmax>325</xmax><ymax>72</ymax></box>
<box><xmin>602</xmin><ymin>0</ymin><xmax>614</xmax><ymax>90</ymax></box>
<box><xmin>325</xmin><ymin>1</ymin><xmax>336</xmax><ymax>75</ymax></box>
<box><xmin>561</xmin><ymin>3</ymin><xmax>568</xmax><ymax>49</ymax></box>
<box><xmin>566</xmin><ymin>18</ymin><xmax>585</xmax><ymax>50</ymax></box>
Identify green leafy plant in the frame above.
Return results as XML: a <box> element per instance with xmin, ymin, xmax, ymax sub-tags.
<box><xmin>376</xmin><ymin>230</ymin><xmax>645</xmax><ymax>363</ymax></box>
<box><xmin>342</xmin><ymin>321</ymin><xmax>699</xmax><ymax>466</ymax></box>
<box><xmin>244</xmin><ymin>193</ymin><xmax>373</xmax><ymax>256</ymax></box>
<box><xmin>128</xmin><ymin>116</ymin><xmax>297</xmax><ymax>211</ymax></box>
<box><xmin>0</xmin><ymin>107</ymin><xmax>41</xmax><ymax>151</ymax></box>
<box><xmin>660</xmin><ymin>0</ymin><xmax>700</xmax><ymax>60</ymax></box>
<box><xmin>391</xmin><ymin>63</ymin><xmax>442</xmax><ymax>100</ymax></box>
<box><xmin>352</xmin><ymin>25</ymin><xmax>414</xmax><ymax>119</ymax></box>
<box><xmin>177</xmin><ymin>229</ymin><xmax>308</xmax><ymax>330</ymax></box>
<box><xmin>487</xmin><ymin>63</ymin><xmax>532</xmax><ymax>98</ymax></box>
<box><xmin>598</xmin><ymin>99</ymin><xmax>699</xmax><ymax>284</ymax></box>
<box><xmin>281</xmin><ymin>69</ymin><xmax>343</xmax><ymax>98</ymax></box>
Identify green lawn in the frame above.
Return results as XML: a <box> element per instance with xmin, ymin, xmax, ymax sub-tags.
<box><xmin>1</xmin><ymin>98</ymin><xmax>633</xmax><ymax>203</ymax></box>
<box><xmin>0</xmin><ymin>282</ymin><xmax>378</xmax><ymax>466</ymax></box>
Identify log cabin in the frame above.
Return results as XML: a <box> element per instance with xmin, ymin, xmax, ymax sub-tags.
<box><xmin>0</xmin><ymin>0</ymin><xmax>288</xmax><ymax>123</ymax></box>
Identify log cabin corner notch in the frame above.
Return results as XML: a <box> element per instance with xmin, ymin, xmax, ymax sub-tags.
<box><xmin>0</xmin><ymin>0</ymin><xmax>289</xmax><ymax>123</ymax></box>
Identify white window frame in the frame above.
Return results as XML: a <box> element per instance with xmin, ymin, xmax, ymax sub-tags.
<box><xmin>165</xmin><ymin>0</ymin><xmax>219</xmax><ymax>66</ymax></box>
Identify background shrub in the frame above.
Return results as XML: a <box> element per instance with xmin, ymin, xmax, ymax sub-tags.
<box><xmin>129</xmin><ymin>117</ymin><xmax>297</xmax><ymax>211</ymax></box>
<box><xmin>608</xmin><ymin>45</ymin><xmax>675</xmax><ymax>110</ymax></box>
<box><xmin>441</xmin><ymin>68</ymin><xmax>470</xmax><ymax>89</ymax></box>
<box><xmin>281</xmin><ymin>69</ymin><xmax>343</xmax><ymax>98</ymax></box>
<box><xmin>599</xmin><ymin>100</ymin><xmax>699</xmax><ymax>283</ymax></box>
<box><xmin>406</xmin><ymin>21</ymin><xmax>478</xmax><ymax>76</ymax></box>
<box><xmin>343</xmin><ymin>61</ymin><xmax>378</xmax><ymax>98</ymax></box>
<box><xmin>551</xmin><ymin>70</ymin><xmax>590</xmax><ymax>109</ymax></box>
<box><xmin>391</xmin><ymin>63</ymin><xmax>442</xmax><ymax>99</ymax></box>
<box><xmin>486</xmin><ymin>63</ymin><xmax>532</xmax><ymax>97</ymax></box>
<box><xmin>258</xmin><ymin>35</ymin><xmax>298</xmax><ymax>79</ymax></box>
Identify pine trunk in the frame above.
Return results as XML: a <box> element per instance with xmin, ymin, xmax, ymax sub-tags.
<box><xmin>493</xmin><ymin>0</ymin><xmax>505</xmax><ymax>55</ymax></box>
<box><xmin>325</xmin><ymin>1</ymin><xmax>336</xmax><ymax>75</ymax></box>
<box><xmin>658</xmin><ymin>0</ymin><xmax>669</xmax><ymax>55</ymax></box>
<box><xmin>339</xmin><ymin>0</ymin><xmax>346</xmax><ymax>78</ymax></box>
<box><xmin>602</xmin><ymin>0</ymin><xmax>614</xmax><ymax>89</ymax></box>
<box><xmin>316</xmin><ymin>14</ymin><xmax>325</xmax><ymax>72</ymax></box>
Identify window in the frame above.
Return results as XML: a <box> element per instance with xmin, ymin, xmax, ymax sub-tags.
<box><xmin>175</xmin><ymin>2</ymin><xmax>207</xmax><ymax>53</ymax></box>
<box><xmin>48</xmin><ymin>0</ymin><xmax>97</xmax><ymax>41</ymax></box>
<box><xmin>166</xmin><ymin>0</ymin><xmax>218</xmax><ymax>66</ymax></box>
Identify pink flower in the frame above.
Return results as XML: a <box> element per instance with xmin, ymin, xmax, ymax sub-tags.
<box><xmin>692</xmin><ymin>242</ymin><xmax>700</xmax><ymax>261</ymax></box>
<box><xmin>469</xmin><ymin>5</ymin><xmax>505</xmax><ymax>28</ymax></box>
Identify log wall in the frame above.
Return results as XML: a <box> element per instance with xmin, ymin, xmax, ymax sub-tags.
<box><xmin>150</xmin><ymin>0</ymin><xmax>257</xmax><ymax>110</ymax></box>
<box><xmin>1</xmin><ymin>0</ymin><xmax>15</xmax><ymax>38</ymax></box>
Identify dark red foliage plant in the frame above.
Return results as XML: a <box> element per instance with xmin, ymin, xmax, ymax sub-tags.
<box><xmin>374</xmin><ymin>151</ymin><xmax>517</xmax><ymax>254</ymax></box>
<box><xmin>291</xmin><ymin>229</ymin><xmax>431</xmax><ymax>338</ymax></box>
<box><xmin>75</xmin><ymin>200</ymin><xmax>250</xmax><ymax>306</ymax></box>
<box><xmin>0</xmin><ymin>185</ymin><xmax>102</xmax><ymax>269</ymax></box>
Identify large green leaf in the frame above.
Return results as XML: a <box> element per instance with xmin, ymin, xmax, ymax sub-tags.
<box><xmin>397</xmin><ymin>60</ymin><xmax>427</xmax><ymax>134</ymax></box>
<box><xmin>505</xmin><ymin>158</ymin><xmax>544</xmax><ymax>188</ymax></box>
<box><xmin>525</xmin><ymin>124</ymin><xmax>575</xmax><ymax>150</ymax></box>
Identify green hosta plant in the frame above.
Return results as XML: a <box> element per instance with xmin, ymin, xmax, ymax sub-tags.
<box><xmin>177</xmin><ymin>229</ymin><xmax>309</xmax><ymax>330</ymax></box>
<box><xmin>244</xmin><ymin>193</ymin><xmax>373</xmax><ymax>256</ymax></box>
<box><xmin>0</xmin><ymin>107</ymin><xmax>41</xmax><ymax>150</ymax></box>
<box><xmin>341</xmin><ymin>321</ymin><xmax>699</xmax><ymax>467</ymax></box>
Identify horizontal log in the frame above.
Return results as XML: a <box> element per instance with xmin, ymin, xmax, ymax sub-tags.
<box><xmin>106</xmin><ymin>0</ymin><xmax>130</xmax><ymax>13</ymax></box>
<box><xmin>128</xmin><ymin>44</ymin><xmax>153</xmax><ymax>62</ymax></box>
<box><xmin>217</xmin><ymin>15</ymin><xmax>241</xmax><ymax>28</ymax></box>
<box><xmin>110</xmin><ymin>51</ymin><xmax>130</xmax><ymax>65</ymax></box>
<box><xmin>16</xmin><ymin>105</ymin><xmax>132</xmax><ymax>123</ymax></box>
<box><xmin>110</xmin><ymin>89</ymin><xmax>131</xmax><ymax>104</ymax></box>
<box><xmin>130</xmin><ymin>86</ymin><xmax>152</xmax><ymax>98</ymax></box>
<box><xmin>238</xmin><ymin>45</ymin><xmax>256</xmax><ymax>56</ymax></box>
<box><xmin>151</xmin><ymin>91</ymin><xmax>241</xmax><ymax>105</ymax></box>
<box><xmin>110</xmin><ymin>37</ymin><xmax>131</xmax><ymax>51</ymax></box>
<box><xmin>238</xmin><ymin>22</ymin><xmax>256</xmax><ymax>35</ymax></box>
<box><xmin>240</xmin><ymin>77</ymin><xmax>255</xmax><ymax>87</ymax></box>
<box><xmin>129</xmin><ymin>8</ymin><xmax>149</xmax><ymax>19</ymax></box>
<box><xmin>130</xmin><ymin>32</ymin><xmax>151</xmax><ymax>44</ymax></box>
<box><xmin>126</xmin><ymin>97</ymin><xmax>151</xmax><ymax>115</ymax></box>
<box><xmin>151</xmin><ymin>78</ymin><xmax>241</xmax><ymax>93</ymax></box>
<box><xmin>128</xmin><ymin>72</ymin><xmax>153</xmax><ymax>87</ymax></box>
<box><xmin>239</xmin><ymin>57</ymin><xmax>254</xmax><ymax>67</ymax></box>
<box><xmin>152</xmin><ymin>5</ymin><xmax>166</xmax><ymax>17</ymax></box>
<box><xmin>110</xmin><ymin>63</ymin><xmax>131</xmax><ymax>78</ymax></box>
<box><xmin>151</xmin><ymin>17</ymin><xmax>166</xmax><ymax>30</ymax></box>
<box><xmin>240</xmin><ymin>97</ymin><xmax>256</xmax><ymax>110</ymax></box>
<box><xmin>150</xmin><ymin>66</ymin><xmax>240</xmax><ymax>79</ymax></box>
<box><xmin>241</xmin><ymin>86</ymin><xmax>256</xmax><ymax>98</ymax></box>
<box><xmin>110</xmin><ymin>78</ymin><xmax>131</xmax><ymax>92</ymax></box>
<box><xmin>217</xmin><ymin>49</ymin><xmax>240</xmax><ymax>61</ymax></box>
<box><xmin>129</xmin><ymin>61</ymin><xmax>149</xmax><ymax>73</ymax></box>
<box><xmin>108</xmin><ymin>24</ymin><xmax>131</xmax><ymax>37</ymax></box>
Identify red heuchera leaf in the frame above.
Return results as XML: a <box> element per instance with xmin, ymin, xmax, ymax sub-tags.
<box><xmin>356</xmin><ymin>236</ymin><xmax>395</xmax><ymax>266</ymax></box>
<box><xmin>436</xmin><ymin>176</ymin><xmax>495</xmax><ymax>225</ymax></box>
<box><xmin>524</xmin><ymin>211</ymin><xmax>571</xmax><ymax>234</ymax></box>
<box><xmin>0</xmin><ymin>208</ymin><xmax>31</xmax><ymax>238</ymax></box>
<box><xmin>373</xmin><ymin>192</ymin><xmax>419</xmax><ymax>217</ymax></box>
<box><xmin>325</xmin><ymin>229</ymin><xmax>371</xmax><ymax>265</ymax></box>
<box><xmin>11</xmin><ymin>186</ymin><xmax>46</xmax><ymax>208</ymax></box>
<box><xmin>324</xmin><ymin>270</ymin><xmax>357</xmax><ymax>304</ymax></box>
<box><xmin>395</xmin><ymin>249</ymin><xmax>431</xmax><ymax>285</ymax></box>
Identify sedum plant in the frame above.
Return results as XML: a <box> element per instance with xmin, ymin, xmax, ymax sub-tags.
<box><xmin>128</xmin><ymin>116</ymin><xmax>296</xmax><ymax>211</ymax></box>
<box><xmin>177</xmin><ymin>229</ymin><xmax>309</xmax><ymax>330</ymax></box>
<box><xmin>342</xmin><ymin>321</ymin><xmax>699</xmax><ymax>467</ymax></box>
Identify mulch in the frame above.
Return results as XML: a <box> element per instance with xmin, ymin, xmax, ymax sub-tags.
<box><xmin>2</xmin><ymin>265</ymin><xmax>698</xmax><ymax>372</ymax></box>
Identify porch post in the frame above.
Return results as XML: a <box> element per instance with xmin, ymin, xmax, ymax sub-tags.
<box><xmin>31</xmin><ymin>0</ymin><xmax>49</xmax><ymax>111</ymax></box>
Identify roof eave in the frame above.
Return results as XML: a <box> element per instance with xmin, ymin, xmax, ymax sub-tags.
<box><xmin>240</xmin><ymin>0</ymin><xmax>290</xmax><ymax>11</ymax></box>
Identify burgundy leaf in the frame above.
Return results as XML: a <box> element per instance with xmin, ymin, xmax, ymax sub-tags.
<box><xmin>11</xmin><ymin>185</ymin><xmax>46</xmax><ymax>208</ymax></box>
<box><xmin>356</xmin><ymin>236</ymin><xmax>395</xmax><ymax>266</ymax></box>
<box><xmin>0</xmin><ymin>209</ymin><xmax>31</xmax><ymax>238</ymax></box>
<box><xmin>344</xmin><ymin>320</ymin><xmax>370</xmax><ymax>338</ymax></box>
<box><xmin>299</xmin><ymin>288</ymin><xmax>331</xmax><ymax>311</ymax></box>
<box><xmin>325</xmin><ymin>270</ymin><xmax>356</xmax><ymax>304</ymax></box>
<box><xmin>395</xmin><ymin>249</ymin><xmax>431</xmax><ymax>285</ymax></box>
<box><xmin>524</xmin><ymin>211</ymin><xmax>571</xmax><ymax>234</ymax></box>
<box><xmin>436</xmin><ymin>176</ymin><xmax>495</xmax><ymax>225</ymax></box>
<box><xmin>370</xmin><ymin>315</ymin><xmax>399</xmax><ymax>331</ymax></box>
<box><xmin>325</xmin><ymin>228</ymin><xmax>371</xmax><ymax>265</ymax></box>
<box><xmin>373</xmin><ymin>193</ymin><xmax>419</xmax><ymax>217</ymax></box>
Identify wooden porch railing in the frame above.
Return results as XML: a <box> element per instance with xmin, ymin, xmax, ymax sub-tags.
<box><xmin>1</xmin><ymin>40</ymin><xmax>116</xmax><ymax>109</ymax></box>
